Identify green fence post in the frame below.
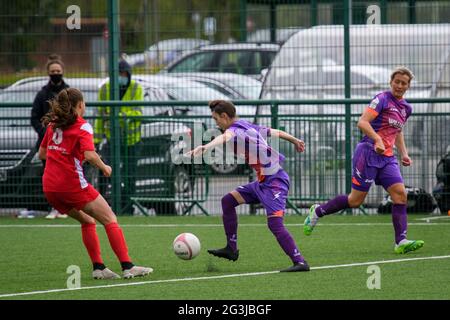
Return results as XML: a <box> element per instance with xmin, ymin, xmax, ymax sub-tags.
<box><xmin>107</xmin><ymin>0</ymin><xmax>121</xmax><ymax>214</ymax></box>
<box><xmin>311</xmin><ymin>0</ymin><xmax>318</xmax><ymax>27</ymax></box>
<box><xmin>408</xmin><ymin>0</ymin><xmax>416</xmax><ymax>24</ymax></box>
<box><xmin>239</xmin><ymin>0</ymin><xmax>247</xmax><ymax>42</ymax></box>
<box><xmin>270</xmin><ymin>102</ymin><xmax>278</xmax><ymax>129</ymax></box>
<box><xmin>344</xmin><ymin>0</ymin><xmax>352</xmax><ymax>212</ymax></box>
<box><xmin>270</xmin><ymin>2</ymin><xmax>276</xmax><ymax>43</ymax></box>
<box><xmin>380</xmin><ymin>0</ymin><xmax>387</xmax><ymax>24</ymax></box>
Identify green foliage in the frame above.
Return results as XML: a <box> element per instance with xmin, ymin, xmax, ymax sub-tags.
<box><xmin>0</xmin><ymin>1</ymin><xmax>53</xmax><ymax>71</ymax></box>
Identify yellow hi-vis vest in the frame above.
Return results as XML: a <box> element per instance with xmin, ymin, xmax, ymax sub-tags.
<box><xmin>94</xmin><ymin>80</ymin><xmax>144</xmax><ymax>146</ymax></box>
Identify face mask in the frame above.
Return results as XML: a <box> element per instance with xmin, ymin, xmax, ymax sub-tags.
<box><xmin>49</xmin><ymin>74</ymin><xmax>63</xmax><ymax>84</ymax></box>
<box><xmin>118</xmin><ymin>76</ymin><xmax>129</xmax><ymax>86</ymax></box>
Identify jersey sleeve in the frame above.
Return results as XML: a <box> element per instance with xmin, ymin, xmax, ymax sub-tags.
<box><xmin>79</xmin><ymin>123</ymin><xmax>95</xmax><ymax>152</ymax></box>
<box><xmin>251</xmin><ymin>123</ymin><xmax>271</xmax><ymax>138</ymax></box>
<box><xmin>406</xmin><ymin>105</ymin><xmax>413</xmax><ymax>119</ymax></box>
<box><xmin>39</xmin><ymin>125</ymin><xmax>51</xmax><ymax>149</ymax></box>
<box><xmin>367</xmin><ymin>94</ymin><xmax>386</xmax><ymax>115</ymax></box>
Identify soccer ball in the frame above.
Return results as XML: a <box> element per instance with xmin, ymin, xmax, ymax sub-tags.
<box><xmin>173</xmin><ymin>233</ymin><xmax>201</xmax><ymax>260</ymax></box>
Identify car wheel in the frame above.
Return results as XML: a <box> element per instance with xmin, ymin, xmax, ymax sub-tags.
<box><xmin>210</xmin><ymin>162</ymin><xmax>239</xmax><ymax>174</ymax></box>
<box><xmin>173</xmin><ymin>166</ymin><xmax>194</xmax><ymax>215</ymax></box>
<box><xmin>209</xmin><ymin>148</ymin><xmax>240</xmax><ymax>174</ymax></box>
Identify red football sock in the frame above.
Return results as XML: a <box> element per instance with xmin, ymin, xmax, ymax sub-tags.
<box><xmin>81</xmin><ymin>223</ymin><xmax>103</xmax><ymax>264</ymax></box>
<box><xmin>104</xmin><ymin>222</ymin><xmax>132</xmax><ymax>263</ymax></box>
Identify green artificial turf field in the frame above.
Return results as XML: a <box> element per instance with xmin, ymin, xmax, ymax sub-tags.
<box><xmin>0</xmin><ymin>214</ymin><xmax>449</xmax><ymax>300</ymax></box>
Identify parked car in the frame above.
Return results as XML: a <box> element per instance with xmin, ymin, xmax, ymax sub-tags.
<box><xmin>126</xmin><ymin>38</ymin><xmax>210</xmax><ymax>68</ymax></box>
<box><xmin>134</xmin><ymin>74</ymin><xmax>248</xmax><ymax>175</ymax></box>
<box><xmin>259</xmin><ymin>24</ymin><xmax>450</xmax><ymax>206</ymax></box>
<box><xmin>261</xmin><ymin>24</ymin><xmax>450</xmax><ymax>155</ymax></box>
<box><xmin>169</xmin><ymin>72</ymin><xmax>262</xmax><ymax>99</ymax></box>
<box><xmin>247</xmin><ymin>27</ymin><xmax>303</xmax><ymax>44</ymax></box>
<box><xmin>161</xmin><ymin>43</ymin><xmax>280</xmax><ymax>79</ymax></box>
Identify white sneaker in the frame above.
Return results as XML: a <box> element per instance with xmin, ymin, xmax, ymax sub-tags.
<box><xmin>18</xmin><ymin>210</ymin><xmax>35</xmax><ymax>219</ymax></box>
<box><xmin>46</xmin><ymin>209</ymin><xmax>67</xmax><ymax>219</ymax></box>
<box><xmin>123</xmin><ymin>266</ymin><xmax>153</xmax><ymax>279</ymax></box>
<box><xmin>92</xmin><ymin>268</ymin><xmax>121</xmax><ymax>280</ymax></box>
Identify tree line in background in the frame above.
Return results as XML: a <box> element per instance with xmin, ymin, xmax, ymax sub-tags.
<box><xmin>0</xmin><ymin>0</ymin><xmax>242</xmax><ymax>72</ymax></box>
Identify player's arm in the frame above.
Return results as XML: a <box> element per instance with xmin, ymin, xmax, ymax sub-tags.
<box><xmin>357</xmin><ymin>109</ymin><xmax>385</xmax><ymax>154</ymax></box>
<box><xmin>270</xmin><ymin>128</ymin><xmax>305</xmax><ymax>152</ymax></box>
<box><xmin>38</xmin><ymin>147</ymin><xmax>47</xmax><ymax>160</ymax></box>
<box><xmin>395</xmin><ymin>132</ymin><xmax>412</xmax><ymax>166</ymax></box>
<box><xmin>186</xmin><ymin>130</ymin><xmax>234</xmax><ymax>157</ymax></box>
<box><xmin>84</xmin><ymin>150</ymin><xmax>112</xmax><ymax>177</ymax></box>
<box><xmin>38</xmin><ymin>125</ymin><xmax>50</xmax><ymax>160</ymax></box>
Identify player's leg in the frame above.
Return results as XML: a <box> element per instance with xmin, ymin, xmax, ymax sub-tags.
<box><xmin>67</xmin><ymin>208</ymin><xmax>120</xmax><ymax>280</ymax></box>
<box><xmin>304</xmin><ymin>188</ymin><xmax>369</xmax><ymax>236</ymax></box>
<box><xmin>255</xmin><ymin>172</ymin><xmax>309</xmax><ymax>272</ymax></box>
<box><xmin>384</xmin><ymin>181</ymin><xmax>424</xmax><ymax>254</ymax></box>
<box><xmin>43</xmin><ymin>191</ymin><xmax>118</xmax><ymax>279</ymax></box>
<box><xmin>222</xmin><ymin>190</ymin><xmax>245</xmax><ymax>252</ymax></box>
<box><xmin>82</xmin><ymin>190</ymin><xmax>153</xmax><ymax>278</ymax></box>
<box><xmin>304</xmin><ymin>144</ymin><xmax>374</xmax><ymax>235</ymax></box>
<box><xmin>207</xmin><ymin>190</ymin><xmax>247</xmax><ymax>261</ymax></box>
<box><xmin>268</xmin><ymin>213</ymin><xmax>310</xmax><ymax>272</ymax></box>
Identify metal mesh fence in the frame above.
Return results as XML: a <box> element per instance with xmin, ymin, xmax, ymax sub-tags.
<box><xmin>0</xmin><ymin>1</ymin><xmax>449</xmax><ymax>216</ymax></box>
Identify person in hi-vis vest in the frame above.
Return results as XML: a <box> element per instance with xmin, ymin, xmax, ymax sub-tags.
<box><xmin>94</xmin><ymin>59</ymin><xmax>143</xmax><ymax>214</ymax></box>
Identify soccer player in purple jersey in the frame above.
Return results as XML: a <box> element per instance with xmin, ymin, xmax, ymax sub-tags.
<box><xmin>187</xmin><ymin>100</ymin><xmax>310</xmax><ymax>272</ymax></box>
<box><xmin>304</xmin><ymin>66</ymin><xmax>424</xmax><ymax>254</ymax></box>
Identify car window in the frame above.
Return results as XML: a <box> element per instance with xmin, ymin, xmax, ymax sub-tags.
<box><xmin>170</xmin><ymin>52</ymin><xmax>215</xmax><ymax>72</ymax></box>
<box><xmin>142</xmin><ymin>87</ymin><xmax>173</xmax><ymax>116</ymax></box>
<box><xmin>194</xmin><ymin>80</ymin><xmax>236</xmax><ymax>98</ymax></box>
<box><xmin>293</xmin><ymin>70</ymin><xmax>376</xmax><ymax>86</ymax></box>
<box><xmin>217</xmin><ymin>51</ymin><xmax>253</xmax><ymax>74</ymax></box>
<box><xmin>261</xmin><ymin>51</ymin><xmax>277</xmax><ymax>70</ymax></box>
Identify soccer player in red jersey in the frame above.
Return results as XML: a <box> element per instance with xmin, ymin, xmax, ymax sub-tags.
<box><xmin>39</xmin><ymin>88</ymin><xmax>153</xmax><ymax>279</ymax></box>
<box><xmin>303</xmin><ymin>66</ymin><xmax>424</xmax><ymax>254</ymax></box>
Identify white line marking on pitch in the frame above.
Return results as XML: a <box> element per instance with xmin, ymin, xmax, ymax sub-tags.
<box><xmin>0</xmin><ymin>222</ymin><xmax>448</xmax><ymax>228</ymax></box>
<box><xmin>1</xmin><ymin>254</ymin><xmax>449</xmax><ymax>299</ymax></box>
<box><xmin>415</xmin><ymin>216</ymin><xmax>450</xmax><ymax>221</ymax></box>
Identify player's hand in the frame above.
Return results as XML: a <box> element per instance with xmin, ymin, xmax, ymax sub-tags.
<box><xmin>102</xmin><ymin>165</ymin><xmax>112</xmax><ymax>177</ymax></box>
<box><xmin>374</xmin><ymin>139</ymin><xmax>385</xmax><ymax>154</ymax></box>
<box><xmin>294</xmin><ymin>139</ymin><xmax>305</xmax><ymax>153</ymax></box>
<box><xmin>401</xmin><ymin>155</ymin><xmax>412</xmax><ymax>166</ymax></box>
<box><xmin>185</xmin><ymin>146</ymin><xmax>206</xmax><ymax>158</ymax></box>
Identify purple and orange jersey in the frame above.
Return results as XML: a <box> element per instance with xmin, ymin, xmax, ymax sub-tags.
<box><xmin>360</xmin><ymin>91</ymin><xmax>412</xmax><ymax>156</ymax></box>
<box><xmin>227</xmin><ymin>119</ymin><xmax>285</xmax><ymax>182</ymax></box>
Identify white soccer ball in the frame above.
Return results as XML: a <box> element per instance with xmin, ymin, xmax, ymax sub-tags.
<box><xmin>173</xmin><ymin>233</ymin><xmax>201</xmax><ymax>260</ymax></box>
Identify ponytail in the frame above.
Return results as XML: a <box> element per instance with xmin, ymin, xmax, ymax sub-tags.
<box><xmin>42</xmin><ymin>88</ymin><xmax>84</xmax><ymax>130</ymax></box>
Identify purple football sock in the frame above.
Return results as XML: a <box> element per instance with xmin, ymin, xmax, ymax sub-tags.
<box><xmin>392</xmin><ymin>203</ymin><xmax>408</xmax><ymax>244</ymax></box>
<box><xmin>221</xmin><ymin>193</ymin><xmax>239</xmax><ymax>252</ymax></box>
<box><xmin>316</xmin><ymin>195</ymin><xmax>349</xmax><ymax>217</ymax></box>
<box><xmin>268</xmin><ymin>216</ymin><xmax>305</xmax><ymax>264</ymax></box>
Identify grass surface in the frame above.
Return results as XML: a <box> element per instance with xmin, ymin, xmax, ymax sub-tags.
<box><xmin>0</xmin><ymin>214</ymin><xmax>449</xmax><ymax>300</ymax></box>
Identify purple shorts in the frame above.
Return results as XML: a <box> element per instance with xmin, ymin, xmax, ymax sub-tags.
<box><xmin>352</xmin><ymin>142</ymin><xmax>403</xmax><ymax>192</ymax></box>
<box><xmin>236</xmin><ymin>169</ymin><xmax>289</xmax><ymax>216</ymax></box>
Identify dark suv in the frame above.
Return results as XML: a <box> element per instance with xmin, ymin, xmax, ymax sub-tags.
<box><xmin>161</xmin><ymin>43</ymin><xmax>280</xmax><ymax>79</ymax></box>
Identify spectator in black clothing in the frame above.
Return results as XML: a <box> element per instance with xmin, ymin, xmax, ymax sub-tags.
<box><xmin>29</xmin><ymin>54</ymin><xmax>69</xmax><ymax>219</ymax></box>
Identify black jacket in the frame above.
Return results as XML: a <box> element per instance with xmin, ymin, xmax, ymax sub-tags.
<box><xmin>30</xmin><ymin>80</ymin><xmax>69</xmax><ymax>145</ymax></box>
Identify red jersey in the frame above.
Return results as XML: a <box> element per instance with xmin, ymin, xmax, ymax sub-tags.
<box><xmin>40</xmin><ymin>116</ymin><xmax>95</xmax><ymax>192</ymax></box>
